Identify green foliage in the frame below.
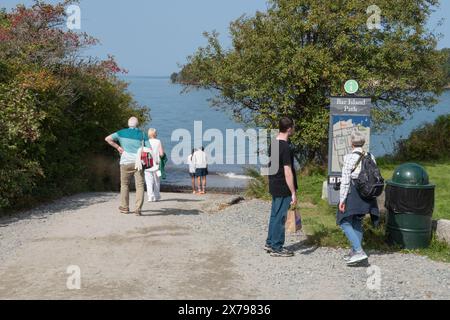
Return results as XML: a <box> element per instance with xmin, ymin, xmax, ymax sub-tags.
<box><xmin>244</xmin><ymin>167</ymin><xmax>271</xmax><ymax>200</ymax></box>
<box><xmin>392</xmin><ymin>115</ymin><xmax>450</xmax><ymax>161</ymax></box>
<box><xmin>442</xmin><ymin>48</ymin><xmax>450</xmax><ymax>85</ymax></box>
<box><xmin>0</xmin><ymin>1</ymin><xmax>149</xmax><ymax>211</ymax></box>
<box><xmin>180</xmin><ymin>0</ymin><xmax>447</xmax><ymax>164</ymax></box>
<box><xmin>170</xmin><ymin>72</ymin><xmax>180</xmax><ymax>84</ymax></box>
<box><xmin>0</xmin><ymin>82</ymin><xmax>45</xmax><ymax>208</ymax></box>
<box><xmin>411</xmin><ymin>234</ymin><xmax>450</xmax><ymax>263</ymax></box>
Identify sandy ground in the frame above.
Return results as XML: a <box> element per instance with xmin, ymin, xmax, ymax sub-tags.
<box><xmin>0</xmin><ymin>192</ymin><xmax>249</xmax><ymax>299</ymax></box>
<box><xmin>0</xmin><ymin>192</ymin><xmax>449</xmax><ymax>300</ymax></box>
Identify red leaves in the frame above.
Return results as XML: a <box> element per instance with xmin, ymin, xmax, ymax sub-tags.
<box><xmin>0</xmin><ymin>27</ymin><xmax>11</xmax><ymax>42</ymax></box>
<box><xmin>1</xmin><ymin>1</ymin><xmax>121</xmax><ymax>77</ymax></box>
<box><xmin>9</xmin><ymin>6</ymin><xmax>33</xmax><ymax>28</ymax></box>
<box><xmin>100</xmin><ymin>55</ymin><xmax>128</xmax><ymax>75</ymax></box>
<box><xmin>63</xmin><ymin>30</ymin><xmax>81</xmax><ymax>47</ymax></box>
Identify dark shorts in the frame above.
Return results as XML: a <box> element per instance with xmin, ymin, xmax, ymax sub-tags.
<box><xmin>195</xmin><ymin>168</ymin><xmax>208</xmax><ymax>177</ymax></box>
<box><xmin>189</xmin><ymin>173</ymin><xmax>196</xmax><ymax>178</ymax></box>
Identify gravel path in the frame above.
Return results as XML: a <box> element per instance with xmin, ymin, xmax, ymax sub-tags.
<box><xmin>0</xmin><ymin>192</ymin><xmax>449</xmax><ymax>300</ymax></box>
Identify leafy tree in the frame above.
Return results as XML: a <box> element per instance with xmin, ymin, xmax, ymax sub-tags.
<box><xmin>0</xmin><ymin>1</ymin><xmax>149</xmax><ymax>210</ymax></box>
<box><xmin>393</xmin><ymin>114</ymin><xmax>450</xmax><ymax>161</ymax></box>
<box><xmin>179</xmin><ymin>0</ymin><xmax>448</xmax><ymax>164</ymax></box>
<box><xmin>442</xmin><ymin>48</ymin><xmax>450</xmax><ymax>85</ymax></box>
<box><xmin>170</xmin><ymin>72</ymin><xmax>178</xmax><ymax>83</ymax></box>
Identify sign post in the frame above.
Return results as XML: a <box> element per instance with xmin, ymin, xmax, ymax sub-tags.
<box><xmin>327</xmin><ymin>96</ymin><xmax>373</xmax><ymax>205</ymax></box>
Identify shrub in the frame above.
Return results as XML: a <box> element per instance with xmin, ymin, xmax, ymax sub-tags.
<box><xmin>0</xmin><ymin>2</ymin><xmax>149</xmax><ymax>211</ymax></box>
<box><xmin>393</xmin><ymin>114</ymin><xmax>450</xmax><ymax>161</ymax></box>
<box><xmin>244</xmin><ymin>167</ymin><xmax>270</xmax><ymax>200</ymax></box>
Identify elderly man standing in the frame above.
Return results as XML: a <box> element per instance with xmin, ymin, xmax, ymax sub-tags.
<box><xmin>105</xmin><ymin>117</ymin><xmax>149</xmax><ymax>216</ymax></box>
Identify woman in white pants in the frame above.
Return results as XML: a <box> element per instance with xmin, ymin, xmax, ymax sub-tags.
<box><xmin>187</xmin><ymin>149</ymin><xmax>197</xmax><ymax>194</ymax></box>
<box><xmin>145</xmin><ymin>128</ymin><xmax>165</xmax><ymax>202</ymax></box>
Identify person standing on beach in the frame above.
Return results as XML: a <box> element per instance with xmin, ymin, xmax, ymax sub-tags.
<box><xmin>105</xmin><ymin>117</ymin><xmax>149</xmax><ymax>216</ymax></box>
<box><xmin>145</xmin><ymin>128</ymin><xmax>165</xmax><ymax>202</ymax></box>
<box><xmin>193</xmin><ymin>147</ymin><xmax>208</xmax><ymax>194</ymax></box>
<box><xmin>187</xmin><ymin>149</ymin><xmax>197</xmax><ymax>194</ymax></box>
<box><xmin>265</xmin><ymin>117</ymin><xmax>298</xmax><ymax>257</ymax></box>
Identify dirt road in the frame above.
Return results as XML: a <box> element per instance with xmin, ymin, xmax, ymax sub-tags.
<box><xmin>0</xmin><ymin>192</ymin><xmax>449</xmax><ymax>300</ymax></box>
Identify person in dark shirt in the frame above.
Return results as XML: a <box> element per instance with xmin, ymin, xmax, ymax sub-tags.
<box><xmin>265</xmin><ymin>117</ymin><xmax>298</xmax><ymax>257</ymax></box>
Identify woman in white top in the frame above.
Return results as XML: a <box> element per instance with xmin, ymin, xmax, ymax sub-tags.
<box><xmin>145</xmin><ymin>128</ymin><xmax>165</xmax><ymax>202</ymax></box>
<box><xmin>187</xmin><ymin>149</ymin><xmax>197</xmax><ymax>194</ymax></box>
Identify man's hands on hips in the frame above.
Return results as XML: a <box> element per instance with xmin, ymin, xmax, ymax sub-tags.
<box><xmin>105</xmin><ymin>135</ymin><xmax>123</xmax><ymax>155</ymax></box>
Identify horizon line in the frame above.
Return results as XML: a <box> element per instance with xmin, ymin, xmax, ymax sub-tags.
<box><xmin>120</xmin><ymin>75</ymin><xmax>171</xmax><ymax>78</ymax></box>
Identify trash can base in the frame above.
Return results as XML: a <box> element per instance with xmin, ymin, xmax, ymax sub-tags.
<box><xmin>386</xmin><ymin>211</ymin><xmax>433</xmax><ymax>249</ymax></box>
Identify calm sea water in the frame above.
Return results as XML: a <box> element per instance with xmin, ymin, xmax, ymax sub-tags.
<box><xmin>125</xmin><ymin>76</ymin><xmax>450</xmax><ymax>187</ymax></box>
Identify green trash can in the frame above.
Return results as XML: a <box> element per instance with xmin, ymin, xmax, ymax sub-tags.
<box><xmin>385</xmin><ymin>163</ymin><xmax>435</xmax><ymax>249</ymax></box>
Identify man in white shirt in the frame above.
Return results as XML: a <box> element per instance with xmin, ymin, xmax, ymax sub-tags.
<box><xmin>192</xmin><ymin>147</ymin><xmax>208</xmax><ymax>194</ymax></box>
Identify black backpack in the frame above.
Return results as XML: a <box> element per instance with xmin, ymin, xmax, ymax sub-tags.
<box><xmin>352</xmin><ymin>152</ymin><xmax>385</xmax><ymax>200</ymax></box>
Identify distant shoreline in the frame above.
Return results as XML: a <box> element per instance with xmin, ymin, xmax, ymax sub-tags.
<box><xmin>121</xmin><ymin>75</ymin><xmax>170</xmax><ymax>79</ymax></box>
<box><xmin>125</xmin><ymin>75</ymin><xmax>450</xmax><ymax>90</ymax></box>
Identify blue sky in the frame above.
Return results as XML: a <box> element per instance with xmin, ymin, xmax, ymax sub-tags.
<box><xmin>2</xmin><ymin>0</ymin><xmax>450</xmax><ymax>76</ymax></box>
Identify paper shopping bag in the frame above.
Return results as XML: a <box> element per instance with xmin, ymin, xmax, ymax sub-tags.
<box><xmin>286</xmin><ymin>207</ymin><xmax>302</xmax><ymax>234</ymax></box>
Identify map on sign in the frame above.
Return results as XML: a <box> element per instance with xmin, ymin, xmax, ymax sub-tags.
<box><xmin>330</xmin><ymin>115</ymin><xmax>371</xmax><ymax>173</ymax></box>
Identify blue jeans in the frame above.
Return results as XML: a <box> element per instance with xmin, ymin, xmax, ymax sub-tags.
<box><xmin>266</xmin><ymin>196</ymin><xmax>292</xmax><ymax>251</ymax></box>
<box><xmin>339</xmin><ymin>215</ymin><xmax>364</xmax><ymax>252</ymax></box>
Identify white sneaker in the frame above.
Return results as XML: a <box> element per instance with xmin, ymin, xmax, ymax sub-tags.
<box><xmin>346</xmin><ymin>251</ymin><xmax>368</xmax><ymax>265</ymax></box>
<box><xmin>343</xmin><ymin>250</ymin><xmax>355</xmax><ymax>261</ymax></box>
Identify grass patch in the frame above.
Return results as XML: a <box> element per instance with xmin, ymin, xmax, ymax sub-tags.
<box><xmin>246</xmin><ymin>162</ymin><xmax>450</xmax><ymax>263</ymax></box>
<box><xmin>302</xmin><ymin>209</ymin><xmax>450</xmax><ymax>263</ymax></box>
<box><xmin>245</xmin><ymin>167</ymin><xmax>271</xmax><ymax>201</ymax></box>
<box><xmin>408</xmin><ymin>235</ymin><xmax>450</xmax><ymax>263</ymax></box>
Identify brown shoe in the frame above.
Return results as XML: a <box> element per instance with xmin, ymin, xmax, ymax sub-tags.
<box><xmin>135</xmin><ymin>210</ymin><xmax>142</xmax><ymax>216</ymax></box>
<box><xmin>119</xmin><ymin>207</ymin><xmax>130</xmax><ymax>214</ymax></box>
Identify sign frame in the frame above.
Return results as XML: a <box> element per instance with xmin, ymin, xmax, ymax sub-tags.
<box><xmin>327</xmin><ymin>96</ymin><xmax>373</xmax><ymax>177</ymax></box>
<box><xmin>326</xmin><ymin>96</ymin><xmax>373</xmax><ymax>205</ymax></box>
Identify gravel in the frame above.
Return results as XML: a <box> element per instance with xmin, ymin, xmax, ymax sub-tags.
<box><xmin>0</xmin><ymin>192</ymin><xmax>449</xmax><ymax>300</ymax></box>
<box><xmin>191</xmin><ymin>198</ymin><xmax>450</xmax><ymax>300</ymax></box>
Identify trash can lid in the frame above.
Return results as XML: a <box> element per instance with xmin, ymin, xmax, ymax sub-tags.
<box><xmin>387</xmin><ymin>163</ymin><xmax>435</xmax><ymax>189</ymax></box>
